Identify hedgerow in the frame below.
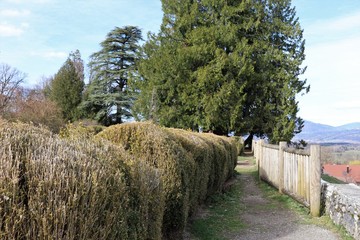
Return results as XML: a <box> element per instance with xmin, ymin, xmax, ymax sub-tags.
<box><xmin>0</xmin><ymin>121</ymin><xmax>163</xmax><ymax>239</ymax></box>
<box><xmin>0</xmin><ymin>120</ymin><xmax>239</xmax><ymax>239</ymax></box>
<box><xmin>98</xmin><ymin>122</ymin><xmax>239</xmax><ymax>239</ymax></box>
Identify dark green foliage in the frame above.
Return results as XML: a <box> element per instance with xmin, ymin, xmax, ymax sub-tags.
<box><xmin>83</xmin><ymin>26</ymin><xmax>142</xmax><ymax>125</ymax></box>
<box><xmin>47</xmin><ymin>51</ymin><xmax>84</xmax><ymax>121</ymax></box>
<box><xmin>135</xmin><ymin>0</ymin><xmax>308</xmax><ymax>143</ymax></box>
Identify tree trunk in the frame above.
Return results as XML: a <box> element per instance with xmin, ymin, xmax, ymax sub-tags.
<box><xmin>244</xmin><ymin>133</ymin><xmax>254</xmax><ymax>149</ymax></box>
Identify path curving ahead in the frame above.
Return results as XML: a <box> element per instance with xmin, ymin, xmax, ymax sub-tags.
<box><xmin>234</xmin><ymin>158</ymin><xmax>341</xmax><ymax>240</ymax></box>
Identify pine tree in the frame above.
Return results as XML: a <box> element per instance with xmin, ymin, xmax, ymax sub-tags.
<box><xmin>48</xmin><ymin>52</ymin><xmax>84</xmax><ymax>121</ymax></box>
<box><xmin>254</xmin><ymin>0</ymin><xmax>309</xmax><ymax>143</ymax></box>
<box><xmin>83</xmin><ymin>26</ymin><xmax>142</xmax><ymax>125</ymax></box>
<box><xmin>136</xmin><ymin>0</ymin><xmax>308</xmax><ymax>143</ymax></box>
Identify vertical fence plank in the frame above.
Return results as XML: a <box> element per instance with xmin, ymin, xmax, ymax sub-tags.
<box><xmin>306</xmin><ymin>155</ymin><xmax>310</xmax><ymax>203</ymax></box>
<box><xmin>258</xmin><ymin>140</ymin><xmax>264</xmax><ymax>181</ymax></box>
<box><xmin>278</xmin><ymin>142</ymin><xmax>286</xmax><ymax>194</ymax></box>
<box><xmin>310</xmin><ymin>145</ymin><xmax>321</xmax><ymax>217</ymax></box>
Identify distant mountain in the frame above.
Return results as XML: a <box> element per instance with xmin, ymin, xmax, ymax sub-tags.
<box><xmin>338</xmin><ymin>122</ymin><xmax>360</xmax><ymax>130</ymax></box>
<box><xmin>294</xmin><ymin>120</ymin><xmax>360</xmax><ymax>144</ymax></box>
<box><xmin>301</xmin><ymin>120</ymin><xmax>336</xmax><ymax>133</ymax></box>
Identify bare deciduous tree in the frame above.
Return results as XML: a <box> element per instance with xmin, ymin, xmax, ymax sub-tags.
<box><xmin>10</xmin><ymin>86</ymin><xmax>64</xmax><ymax>132</ymax></box>
<box><xmin>0</xmin><ymin>63</ymin><xmax>26</xmax><ymax>114</ymax></box>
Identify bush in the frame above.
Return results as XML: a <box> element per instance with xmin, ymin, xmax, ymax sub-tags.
<box><xmin>59</xmin><ymin>121</ymin><xmax>105</xmax><ymax>139</ymax></box>
<box><xmin>0</xmin><ymin>120</ymin><xmax>238</xmax><ymax>239</ymax></box>
<box><xmin>232</xmin><ymin>136</ymin><xmax>244</xmax><ymax>155</ymax></box>
<box><xmin>97</xmin><ymin>122</ymin><xmax>194</xmax><ymax>238</ymax></box>
<box><xmin>0</xmin><ymin>121</ymin><xmax>163</xmax><ymax>240</ymax></box>
<box><xmin>98</xmin><ymin>122</ymin><xmax>238</xmax><ymax>238</ymax></box>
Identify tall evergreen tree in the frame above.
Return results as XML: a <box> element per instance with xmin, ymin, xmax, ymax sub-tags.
<box><xmin>48</xmin><ymin>51</ymin><xmax>84</xmax><ymax>121</ymax></box>
<box><xmin>135</xmin><ymin>0</ymin><xmax>308</xmax><ymax>143</ymax></box>
<box><xmin>83</xmin><ymin>26</ymin><xmax>142</xmax><ymax>125</ymax></box>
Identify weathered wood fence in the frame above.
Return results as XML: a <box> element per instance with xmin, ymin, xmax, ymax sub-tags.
<box><xmin>253</xmin><ymin>140</ymin><xmax>321</xmax><ymax>217</ymax></box>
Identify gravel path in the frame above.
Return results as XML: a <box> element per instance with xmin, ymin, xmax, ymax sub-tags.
<box><xmin>233</xmin><ymin>163</ymin><xmax>341</xmax><ymax>240</ymax></box>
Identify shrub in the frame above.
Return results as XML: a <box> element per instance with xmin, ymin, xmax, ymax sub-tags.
<box><xmin>97</xmin><ymin>122</ymin><xmax>194</xmax><ymax>238</ymax></box>
<box><xmin>198</xmin><ymin>133</ymin><xmax>238</xmax><ymax>194</ymax></box>
<box><xmin>98</xmin><ymin>122</ymin><xmax>238</xmax><ymax>238</ymax></box>
<box><xmin>0</xmin><ymin>120</ymin><xmax>238</xmax><ymax>239</ymax></box>
<box><xmin>165</xmin><ymin>128</ymin><xmax>212</xmax><ymax>213</ymax></box>
<box><xmin>59</xmin><ymin>121</ymin><xmax>105</xmax><ymax>139</ymax></box>
<box><xmin>0</xmin><ymin>121</ymin><xmax>163</xmax><ymax>240</ymax></box>
<box><xmin>232</xmin><ymin>136</ymin><xmax>244</xmax><ymax>155</ymax></box>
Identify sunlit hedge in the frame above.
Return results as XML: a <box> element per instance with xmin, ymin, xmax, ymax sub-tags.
<box><xmin>0</xmin><ymin>121</ymin><xmax>163</xmax><ymax>240</ymax></box>
<box><xmin>0</xmin><ymin>120</ymin><xmax>239</xmax><ymax>239</ymax></box>
<box><xmin>98</xmin><ymin>122</ymin><xmax>239</xmax><ymax>238</ymax></box>
<box><xmin>97</xmin><ymin>122</ymin><xmax>194</xmax><ymax>239</ymax></box>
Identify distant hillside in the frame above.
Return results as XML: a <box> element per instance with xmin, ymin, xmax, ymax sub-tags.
<box><xmin>338</xmin><ymin>122</ymin><xmax>360</xmax><ymax>130</ymax></box>
<box><xmin>294</xmin><ymin>120</ymin><xmax>360</xmax><ymax>144</ymax></box>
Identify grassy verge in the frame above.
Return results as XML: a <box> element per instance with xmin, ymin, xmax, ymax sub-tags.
<box><xmin>321</xmin><ymin>174</ymin><xmax>346</xmax><ymax>184</ymax></box>
<box><xmin>188</xmin><ymin>156</ymin><xmax>253</xmax><ymax>239</ymax></box>
<box><xmin>188</xmin><ymin>171</ymin><xmax>245</xmax><ymax>240</ymax></box>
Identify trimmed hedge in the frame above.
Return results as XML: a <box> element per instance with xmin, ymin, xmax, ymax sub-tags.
<box><xmin>0</xmin><ymin>120</ymin><xmax>239</xmax><ymax>239</ymax></box>
<box><xmin>0</xmin><ymin>121</ymin><xmax>163</xmax><ymax>240</ymax></box>
<box><xmin>97</xmin><ymin>122</ymin><xmax>194</xmax><ymax>239</ymax></box>
<box><xmin>98</xmin><ymin>122</ymin><xmax>239</xmax><ymax>238</ymax></box>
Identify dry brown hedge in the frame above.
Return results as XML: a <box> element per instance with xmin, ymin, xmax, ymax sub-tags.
<box><xmin>0</xmin><ymin>121</ymin><xmax>163</xmax><ymax>240</ymax></box>
<box><xmin>97</xmin><ymin>122</ymin><xmax>194</xmax><ymax>239</ymax></box>
<box><xmin>0</xmin><ymin>120</ymin><xmax>239</xmax><ymax>240</ymax></box>
<box><xmin>98</xmin><ymin>122</ymin><xmax>239</xmax><ymax>239</ymax></box>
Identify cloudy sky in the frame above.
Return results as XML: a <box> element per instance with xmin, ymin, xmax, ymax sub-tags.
<box><xmin>1</xmin><ymin>0</ymin><xmax>360</xmax><ymax>127</ymax></box>
<box><xmin>0</xmin><ymin>0</ymin><xmax>162</xmax><ymax>83</ymax></box>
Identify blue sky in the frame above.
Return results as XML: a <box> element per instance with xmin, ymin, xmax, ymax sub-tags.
<box><xmin>292</xmin><ymin>0</ymin><xmax>360</xmax><ymax>126</ymax></box>
<box><xmin>0</xmin><ymin>0</ymin><xmax>163</xmax><ymax>83</ymax></box>
<box><xmin>1</xmin><ymin>0</ymin><xmax>360</xmax><ymax>126</ymax></box>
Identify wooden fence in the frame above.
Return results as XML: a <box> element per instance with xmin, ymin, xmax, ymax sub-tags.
<box><xmin>253</xmin><ymin>140</ymin><xmax>321</xmax><ymax>217</ymax></box>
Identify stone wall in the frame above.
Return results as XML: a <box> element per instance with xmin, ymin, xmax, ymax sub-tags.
<box><xmin>322</xmin><ymin>181</ymin><xmax>360</xmax><ymax>239</ymax></box>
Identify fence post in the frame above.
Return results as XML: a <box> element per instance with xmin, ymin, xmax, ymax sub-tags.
<box><xmin>258</xmin><ymin>140</ymin><xmax>264</xmax><ymax>181</ymax></box>
<box><xmin>310</xmin><ymin>144</ymin><xmax>321</xmax><ymax>217</ymax></box>
<box><xmin>254</xmin><ymin>141</ymin><xmax>259</xmax><ymax>167</ymax></box>
<box><xmin>252</xmin><ymin>139</ymin><xmax>255</xmax><ymax>154</ymax></box>
<box><xmin>278</xmin><ymin>141</ymin><xmax>286</xmax><ymax>194</ymax></box>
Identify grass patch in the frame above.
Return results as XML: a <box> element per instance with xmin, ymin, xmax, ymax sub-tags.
<box><xmin>322</xmin><ymin>174</ymin><xmax>346</xmax><ymax>184</ymax></box>
<box><xmin>236</xmin><ymin>156</ymin><xmax>257</xmax><ymax>175</ymax></box>
<box><xmin>189</xmin><ymin>172</ymin><xmax>245</xmax><ymax>240</ymax></box>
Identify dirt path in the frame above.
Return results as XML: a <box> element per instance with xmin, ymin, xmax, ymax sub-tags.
<box><xmin>233</xmin><ymin>160</ymin><xmax>341</xmax><ymax>240</ymax></box>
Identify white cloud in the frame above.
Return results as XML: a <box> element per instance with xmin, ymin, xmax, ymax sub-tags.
<box><xmin>335</xmin><ymin>100</ymin><xmax>360</xmax><ymax>110</ymax></box>
<box><xmin>0</xmin><ymin>22</ymin><xmax>24</xmax><ymax>37</ymax></box>
<box><xmin>306</xmin><ymin>10</ymin><xmax>360</xmax><ymax>39</ymax></box>
<box><xmin>30</xmin><ymin>51</ymin><xmax>68</xmax><ymax>59</ymax></box>
<box><xmin>0</xmin><ymin>9</ymin><xmax>31</xmax><ymax>17</ymax></box>
<box><xmin>322</xmin><ymin>11</ymin><xmax>360</xmax><ymax>31</ymax></box>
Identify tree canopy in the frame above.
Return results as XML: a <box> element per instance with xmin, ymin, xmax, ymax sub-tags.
<box><xmin>83</xmin><ymin>26</ymin><xmax>142</xmax><ymax>125</ymax></box>
<box><xmin>47</xmin><ymin>50</ymin><xmax>85</xmax><ymax>121</ymax></box>
<box><xmin>134</xmin><ymin>0</ymin><xmax>308</xmax><ymax>143</ymax></box>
